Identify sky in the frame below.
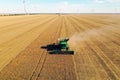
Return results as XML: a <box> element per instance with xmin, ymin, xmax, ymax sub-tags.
<box><xmin>0</xmin><ymin>0</ymin><xmax>120</xmax><ymax>14</ymax></box>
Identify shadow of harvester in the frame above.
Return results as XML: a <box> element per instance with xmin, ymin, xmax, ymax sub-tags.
<box><xmin>41</xmin><ymin>43</ymin><xmax>74</xmax><ymax>55</ymax></box>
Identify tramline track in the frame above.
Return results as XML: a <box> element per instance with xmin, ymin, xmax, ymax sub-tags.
<box><xmin>29</xmin><ymin>16</ymin><xmax>62</xmax><ymax>80</ymax></box>
<box><xmin>29</xmin><ymin>50</ymin><xmax>46</xmax><ymax>80</ymax></box>
<box><xmin>87</xmin><ymin>30</ymin><xmax>120</xmax><ymax>79</ymax></box>
<box><xmin>36</xmin><ymin>16</ymin><xmax>62</xmax><ymax>80</ymax></box>
<box><xmin>36</xmin><ymin>15</ymin><xmax>76</xmax><ymax>80</ymax></box>
<box><xmin>67</xmin><ymin>15</ymin><xmax>108</xmax><ymax>79</ymax></box>
<box><xmin>86</xmin><ymin>41</ymin><xmax>119</xmax><ymax>80</ymax></box>
<box><xmin>0</xmin><ymin>15</ymin><xmax>58</xmax><ymax>79</ymax></box>
<box><xmin>34</xmin><ymin>16</ymin><xmax>64</xmax><ymax>80</ymax></box>
<box><xmin>0</xmin><ymin>16</ymin><xmax>58</xmax><ymax>72</ymax></box>
<box><xmin>66</xmin><ymin>15</ymin><xmax>104</xmax><ymax>79</ymax></box>
<box><xmin>65</xmin><ymin>15</ymin><xmax>120</xmax><ymax>79</ymax></box>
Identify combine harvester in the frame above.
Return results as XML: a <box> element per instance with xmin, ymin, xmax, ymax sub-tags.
<box><xmin>41</xmin><ymin>38</ymin><xmax>74</xmax><ymax>55</ymax></box>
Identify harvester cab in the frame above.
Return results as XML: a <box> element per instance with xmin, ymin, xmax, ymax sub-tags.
<box><xmin>58</xmin><ymin>38</ymin><xmax>69</xmax><ymax>50</ymax></box>
<box><xmin>41</xmin><ymin>38</ymin><xmax>74</xmax><ymax>55</ymax></box>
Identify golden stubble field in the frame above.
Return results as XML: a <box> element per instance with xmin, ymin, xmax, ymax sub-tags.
<box><xmin>0</xmin><ymin>14</ymin><xmax>120</xmax><ymax>80</ymax></box>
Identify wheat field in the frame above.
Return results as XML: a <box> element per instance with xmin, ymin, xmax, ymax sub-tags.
<box><xmin>0</xmin><ymin>14</ymin><xmax>120</xmax><ymax>80</ymax></box>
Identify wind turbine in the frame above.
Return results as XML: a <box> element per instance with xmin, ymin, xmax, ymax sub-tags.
<box><xmin>23</xmin><ymin>0</ymin><xmax>27</xmax><ymax>14</ymax></box>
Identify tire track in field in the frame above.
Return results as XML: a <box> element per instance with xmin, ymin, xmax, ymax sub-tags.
<box><xmin>36</xmin><ymin>15</ymin><xmax>77</xmax><ymax>80</ymax></box>
<box><xmin>69</xmin><ymin>17</ymin><xmax>116</xmax><ymax>79</ymax></box>
<box><xmin>86</xmin><ymin>27</ymin><xmax>120</xmax><ymax>79</ymax></box>
<box><xmin>36</xmin><ymin>16</ymin><xmax>62</xmax><ymax>80</ymax></box>
<box><xmin>66</xmin><ymin>16</ymin><xmax>98</xmax><ymax>80</ymax></box>
<box><xmin>65</xmin><ymin>15</ymin><xmax>102</xmax><ymax>79</ymax></box>
<box><xmin>0</xmin><ymin>15</ymin><xmax>55</xmax><ymax>76</ymax></box>
<box><xmin>67</xmin><ymin>15</ymin><xmax>120</xmax><ymax>79</ymax></box>
<box><xmin>86</xmin><ymin>41</ymin><xmax>119</xmax><ymax>80</ymax></box>
<box><xmin>0</xmin><ymin>16</ymin><xmax>57</xmax><ymax>80</ymax></box>
<box><xmin>29</xmin><ymin>16</ymin><xmax>61</xmax><ymax>80</ymax></box>
<box><xmin>66</xmin><ymin>15</ymin><xmax>110</xmax><ymax>79</ymax></box>
<box><xmin>35</xmin><ymin>16</ymin><xmax>64</xmax><ymax>80</ymax></box>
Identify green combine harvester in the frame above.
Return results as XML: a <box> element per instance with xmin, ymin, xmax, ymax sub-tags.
<box><xmin>41</xmin><ymin>38</ymin><xmax>74</xmax><ymax>54</ymax></box>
